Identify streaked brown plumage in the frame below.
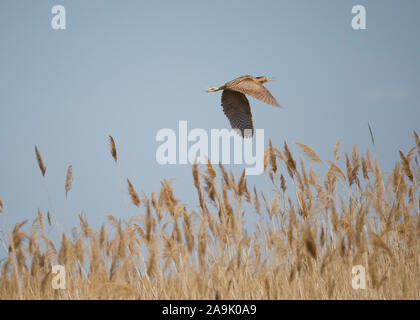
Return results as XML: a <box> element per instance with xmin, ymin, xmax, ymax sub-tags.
<box><xmin>205</xmin><ymin>75</ymin><xmax>282</xmax><ymax>138</ymax></box>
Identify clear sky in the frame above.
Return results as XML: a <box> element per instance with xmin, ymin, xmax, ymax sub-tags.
<box><xmin>0</xmin><ymin>1</ymin><xmax>419</xmax><ymax>239</ymax></box>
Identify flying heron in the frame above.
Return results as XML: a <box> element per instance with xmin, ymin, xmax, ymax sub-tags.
<box><xmin>205</xmin><ymin>75</ymin><xmax>282</xmax><ymax>138</ymax></box>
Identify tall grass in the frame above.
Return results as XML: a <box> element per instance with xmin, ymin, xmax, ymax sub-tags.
<box><xmin>0</xmin><ymin>133</ymin><xmax>419</xmax><ymax>299</ymax></box>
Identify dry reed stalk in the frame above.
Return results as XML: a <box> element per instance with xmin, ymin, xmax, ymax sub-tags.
<box><xmin>351</xmin><ymin>144</ymin><xmax>360</xmax><ymax>184</ymax></box>
<box><xmin>361</xmin><ymin>158</ymin><xmax>369</xmax><ymax>179</ymax></box>
<box><xmin>283</xmin><ymin>142</ymin><xmax>296</xmax><ymax>178</ymax></box>
<box><xmin>399</xmin><ymin>150</ymin><xmax>413</xmax><ymax>182</ymax></box>
<box><xmin>182</xmin><ymin>209</ymin><xmax>194</xmax><ymax>252</ymax></box>
<box><xmin>333</xmin><ymin>138</ymin><xmax>342</xmax><ymax>161</ymax></box>
<box><xmin>46</xmin><ymin>211</ymin><xmax>51</xmax><ymax>227</ymax></box>
<box><xmin>146</xmin><ymin>243</ymin><xmax>157</xmax><ymax>278</ymax></box>
<box><xmin>7</xmin><ymin>221</ymin><xmax>28</xmax><ymax>299</ymax></box>
<box><xmin>204</xmin><ymin>160</ymin><xmax>217</xmax><ymax>203</ymax></box>
<box><xmin>35</xmin><ymin>146</ymin><xmax>46</xmax><ymax>176</ymax></box>
<box><xmin>2</xmin><ymin>136</ymin><xmax>419</xmax><ymax>299</ymax></box>
<box><xmin>268</xmin><ymin>139</ymin><xmax>277</xmax><ymax>172</ymax></box>
<box><xmin>192</xmin><ymin>162</ymin><xmax>205</xmax><ymax>215</ymax></box>
<box><xmin>65</xmin><ymin>165</ymin><xmax>73</xmax><ymax>198</ymax></box>
<box><xmin>34</xmin><ymin>146</ymin><xmax>61</xmax><ymax>236</ymax></box>
<box><xmin>142</xmin><ymin>195</ymin><xmax>154</xmax><ymax>243</ymax></box>
<box><xmin>229</xmin><ymin>170</ymin><xmax>237</xmax><ymax>194</ymax></box>
<box><xmin>370</xmin><ymin>231</ymin><xmax>394</xmax><ymax>259</ymax></box>
<box><xmin>0</xmin><ymin>199</ymin><xmax>4</xmax><ymax>240</ymax></box>
<box><xmin>280</xmin><ymin>174</ymin><xmax>286</xmax><ymax>192</ymax></box>
<box><xmin>368</xmin><ymin>122</ymin><xmax>375</xmax><ymax>146</ymax></box>
<box><xmin>159</xmin><ymin>179</ymin><xmax>179</xmax><ymax>217</ymax></box>
<box><xmin>294</xmin><ymin>142</ymin><xmax>322</xmax><ymax>163</ymax></box>
<box><xmin>109</xmin><ymin>136</ymin><xmax>117</xmax><ymax>163</ymax></box>
<box><xmin>78</xmin><ymin>213</ymin><xmax>91</xmax><ymax>238</ymax></box>
<box><xmin>263</xmin><ymin>148</ymin><xmax>269</xmax><ymax>172</ymax></box>
<box><xmin>65</xmin><ymin>165</ymin><xmax>73</xmax><ymax>235</ymax></box>
<box><xmin>365</xmin><ymin>148</ymin><xmax>374</xmax><ymax>172</ymax></box>
<box><xmin>253</xmin><ymin>186</ymin><xmax>261</xmax><ymax>215</ymax></box>
<box><xmin>108</xmin><ymin>136</ymin><xmax>130</xmax><ymax>216</ymax></box>
<box><xmin>345</xmin><ymin>153</ymin><xmax>352</xmax><ymax>186</ymax></box>
<box><xmin>300</xmin><ymin>159</ymin><xmax>309</xmax><ymax>189</ymax></box>
<box><xmin>237</xmin><ymin>170</ymin><xmax>247</xmax><ymax>197</ymax></box>
<box><xmin>216</xmin><ymin>163</ymin><xmax>228</xmax><ymax>186</ymax></box>
<box><xmin>150</xmin><ymin>192</ymin><xmax>162</xmax><ymax>223</ymax></box>
<box><xmin>374</xmin><ymin>157</ymin><xmax>384</xmax><ymax>199</ymax></box>
<box><xmin>127</xmin><ymin>179</ymin><xmax>140</xmax><ymax>207</ymax></box>
<box><xmin>414</xmin><ymin>130</ymin><xmax>420</xmax><ymax>157</ymax></box>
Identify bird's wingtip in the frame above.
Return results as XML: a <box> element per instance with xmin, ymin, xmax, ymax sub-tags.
<box><xmin>273</xmin><ymin>101</ymin><xmax>283</xmax><ymax>108</ymax></box>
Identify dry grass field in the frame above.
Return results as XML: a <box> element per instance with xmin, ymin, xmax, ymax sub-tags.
<box><xmin>0</xmin><ymin>133</ymin><xmax>419</xmax><ymax>299</ymax></box>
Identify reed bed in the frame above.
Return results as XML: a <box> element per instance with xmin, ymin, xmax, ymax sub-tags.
<box><xmin>0</xmin><ymin>133</ymin><xmax>419</xmax><ymax>299</ymax></box>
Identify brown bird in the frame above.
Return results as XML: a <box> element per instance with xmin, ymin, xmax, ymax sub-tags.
<box><xmin>205</xmin><ymin>75</ymin><xmax>282</xmax><ymax>138</ymax></box>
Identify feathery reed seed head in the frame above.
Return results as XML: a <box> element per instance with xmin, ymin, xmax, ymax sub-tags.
<box><xmin>35</xmin><ymin>146</ymin><xmax>46</xmax><ymax>176</ymax></box>
<box><xmin>65</xmin><ymin>165</ymin><xmax>73</xmax><ymax>198</ymax></box>
<box><xmin>109</xmin><ymin>136</ymin><xmax>117</xmax><ymax>163</ymax></box>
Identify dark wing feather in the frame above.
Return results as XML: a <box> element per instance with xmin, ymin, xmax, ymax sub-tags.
<box><xmin>221</xmin><ymin>90</ymin><xmax>254</xmax><ymax>138</ymax></box>
<box><xmin>226</xmin><ymin>78</ymin><xmax>281</xmax><ymax>108</ymax></box>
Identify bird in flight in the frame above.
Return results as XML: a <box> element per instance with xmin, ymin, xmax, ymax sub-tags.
<box><xmin>205</xmin><ymin>75</ymin><xmax>282</xmax><ymax>138</ymax></box>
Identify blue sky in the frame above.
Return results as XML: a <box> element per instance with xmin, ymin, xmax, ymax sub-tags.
<box><xmin>0</xmin><ymin>1</ymin><xmax>419</xmax><ymax>240</ymax></box>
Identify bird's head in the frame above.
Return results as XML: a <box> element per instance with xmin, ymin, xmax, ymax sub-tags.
<box><xmin>256</xmin><ymin>76</ymin><xmax>274</xmax><ymax>83</ymax></box>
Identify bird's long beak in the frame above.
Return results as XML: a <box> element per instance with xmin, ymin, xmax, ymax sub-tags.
<box><xmin>265</xmin><ymin>77</ymin><xmax>275</xmax><ymax>82</ymax></box>
<box><xmin>205</xmin><ymin>87</ymin><xmax>219</xmax><ymax>92</ymax></box>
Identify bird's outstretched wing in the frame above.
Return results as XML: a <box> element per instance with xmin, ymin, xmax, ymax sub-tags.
<box><xmin>221</xmin><ymin>89</ymin><xmax>254</xmax><ymax>138</ymax></box>
<box><xmin>226</xmin><ymin>78</ymin><xmax>281</xmax><ymax>108</ymax></box>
